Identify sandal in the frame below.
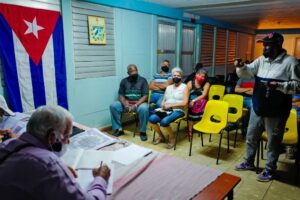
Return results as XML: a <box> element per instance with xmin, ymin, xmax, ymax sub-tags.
<box><xmin>166</xmin><ymin>142</ymin><xmax>175</xmax><ymax>149</ymax></box>
<box><xmin>153</xmin><ymin>137</ymin><xmax>165</xmax><ymax>145</ymax></box>
<box><xmin>166</xmin><ymin>139</ymin><xmax>175</xmax><ymax>149</ymax></box>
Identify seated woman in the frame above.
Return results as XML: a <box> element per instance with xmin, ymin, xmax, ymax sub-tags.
<box><xmin>187</xmin><ymin>69</ymin><xmax>210</xmax><ymax>139</ymax></box>
<box><xmin>149</xmin><ymin>67</ymin><xmax>189</xmax><ymax>149</ymax></box>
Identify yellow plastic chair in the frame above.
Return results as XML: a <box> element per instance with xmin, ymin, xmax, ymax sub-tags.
<box><xmin>223</xmin><ymin>94</ymin><xmax>244</xmax><ymax>148</ymax></box>
<box><xmin>208</xmin><ymin>85</ymin><xmax>225</xmax><ymax>101</ymax></box>
<box><xmin>189</xmin><ymin>100</ymin><xmax>229</xmax><ymax>164</ymax></box>
<box><xmin>256</xmin><ymin>109</ymin><xmax>299</xmax><ymax>178</ymax></box>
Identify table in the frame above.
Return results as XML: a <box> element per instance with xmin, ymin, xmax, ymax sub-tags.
<box><xmin>193</xmin><ymin>173</ymin><xmax>241</xmax><ymax>200</ymax></box>
<box><xmin>72</xmin><ymin>124</ymin><xmax>241</xmax><ymax>199</ymax></box>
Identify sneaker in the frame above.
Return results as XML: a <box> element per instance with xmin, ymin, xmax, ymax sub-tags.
<box><xmin>140</xmin><ymin>132</ymin><xmax>148</xmax><ymax>141</ymax></box>
<box><xmin>257</xmin><ymin>169</ymin><xmax>274</xmax><ymax>182</ymax></box>
<box><xmin>112</xmin><ymin>130</ymin><xmax>124</xmax><ymax>137</ymax></box>
<box><xmin>235</xmin><ymin>162</ymin><xmax>255</xmax><ymax>171</ymax></box>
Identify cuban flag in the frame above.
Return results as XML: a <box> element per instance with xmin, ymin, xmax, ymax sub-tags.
<box><xmin>0</xmin><ymin>3</ymin><xmax>68</xmax><ymax>112</ymax></box>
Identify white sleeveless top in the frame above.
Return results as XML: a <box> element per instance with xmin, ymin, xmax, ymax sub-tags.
<box><xmin>165</xmin><ymin>83</ymin><xmax>186</xmax><ymax>105</ymax></box>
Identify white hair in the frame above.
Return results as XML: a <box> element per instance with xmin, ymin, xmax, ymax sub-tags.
<box><xmin>171</xmin><ymin>67</ymin><xmax>184</xmax><ymax>76</ymax></box>
<box><xmin>27</xmin><ymin>105</ymin><xmax>73</xmax><ymax>140</ymax></box>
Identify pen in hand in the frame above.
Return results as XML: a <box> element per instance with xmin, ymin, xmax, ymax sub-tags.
<box><xmin>99</xmin><ymin>161</ymin><xmax>103</xmax><ymax>171</ymax></box>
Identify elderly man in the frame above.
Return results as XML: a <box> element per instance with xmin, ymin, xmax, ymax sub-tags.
<box><xmin>234</xmin><ymin>32</ymin><xmax>300</xmax><ymax>182</ymax></box>
<box><xmin>110</xmin><ymin>64</ymin><xmax>149</xmax><ymax>141</ymax></box>
<box><xmin>0</xmin><ymin>105</ymin><xmax>110</xmax><ymax>199</ymax></box>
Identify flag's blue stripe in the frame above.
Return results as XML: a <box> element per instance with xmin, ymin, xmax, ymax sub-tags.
<box><xmin>0</xmin><ymin>14</ymin><xmax>23</xmax><ymax>112</ymax></box>
<box><xmin>53</xmin><ymin>16</ymin><xmax>68</xmax><ymax>109</ymax></box>
<box><xmin>29</xmin><ymin>59</ymin><xmax>46</xmax><ymax>108</ymax></box>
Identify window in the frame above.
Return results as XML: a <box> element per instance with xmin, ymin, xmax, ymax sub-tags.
<box><xmin>200</xmin><ymin>25</ymin><xmax>214</xmax><ymax>67</ymax></box>
<box><xmin>157</xmin><ymin>21</ymin><xmax>176</xmax><ymax>71</ymax></box>
<box><xmin>181</xmin><ymin>25</ymin><xmax>195</xmax><ymax>75</ymax></box>
<box><xmin>72</xmin><ymin>0</ymin><xmax>115</xmax><ymax>79</ymax></box>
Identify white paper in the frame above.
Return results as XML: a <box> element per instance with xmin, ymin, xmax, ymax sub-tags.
<box><xmin>0</xmin><ymin>112</ymin><xmax>30</xmax><ymax>135</ymax></box>
<box><xmin>69</xmin><ymin>128</ymin><xmax>117</xmax><ymax>150</ymax></box>
<box><xmin>76</xmin><ymin>163</ymin><xmax>114</xmax><ymax>194</ymax></box>
<box><xmin>61</xmin><ymin>148</ymin><xmax>114</xmax><ymax>169</ymax></box>
<box><xmin>113</xmin><ymin>144</ymin><xmax>152</xmax><ymax>165</ymax></box>
<box><xmin>76</xmin><ymin>150</ymin><xmax>113</xmax><ymax>169</ymax></box>
<box><xmin>60</xmin><ymin>148</ymin><xmax>84</xmax><ymax>168</ymax></box>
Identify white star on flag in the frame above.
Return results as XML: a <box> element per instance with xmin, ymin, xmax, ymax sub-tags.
<box><xmin>24</xmin><ymin>17</ymin><xmax>44</xmax><ymax>39</ymax></box>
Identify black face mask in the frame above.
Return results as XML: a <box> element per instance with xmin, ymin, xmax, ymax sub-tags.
<box><xmin>263</xmin><ymin>45</ymin><xmax>278</xmax><ymax>59</ymax></box>
<box><xmin>129</xmin><ymin>74</ymin><xmax>138</xmax><ymax>82</ymax></box>
<box><xmin>161</xmin><ymin>66</ymin><xmax>169</xmax><ymax>73</ymax></box>
<box><xmin>173</xmin><ymin>77</ymin><xmax>181</xmax><ymax>84</ymax></box>
<box><xmin>52</xmin><ymin>140</ymin><xmax>62</xmax><ymax>152</ymax></box>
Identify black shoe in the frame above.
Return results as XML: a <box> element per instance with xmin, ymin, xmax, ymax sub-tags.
<box><xmin>112</xmin><ymin>130</ymin><xmax>124</xmax><ymax>137</ymax></box>
<box><xmin>140</xmin><ymin>132</ymin><xmax>148</xmax><ymax>141</ymax></box>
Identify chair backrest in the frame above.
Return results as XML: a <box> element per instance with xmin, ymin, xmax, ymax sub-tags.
<box><xmin>147</xmin><ymin>90</ymin><xmax>152</xmax><ymax>104</ymax></box>
<box><xmin>223</xmin><ymin>94</ymin><xmax>244</xmax><ymax>123</ymax></box>
<box><xmin>208</xmin><ymin>85</ymin><xmax>225</xmax><ymax>101</ymax></box>
<box><xmin>282</xmin><ymin>109</ymin><xmax>298</xmax><ymax>145</ymax></box>
<box><xmin>201</xmin><ymin>100</ymin><xmax>228</xmax><ymax>129</ymax></box>
<box><xmin>262</xmin><ymin>109</ymin><xmax>298</xmax><ymax>145</ymax></box>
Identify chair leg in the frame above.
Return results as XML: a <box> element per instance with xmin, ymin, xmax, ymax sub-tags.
<box><xmin>217</xmin><ymin>132</ymin><xmax>223</xmax><ymax>165</ymax></box>
<box><xmin>227</xmin><ymin>130</ymin><xmax>230</xmax><ymax>153</ymax></box>
<box><xmin>152</xmin><ymin>131</ymin><xmax>156</xmax><ymax>142</ymax></box>
<box><xmin>234</xmin><ymin>128</ymin><xmax>238</xmax><ymax>148</ymax></box>
<box><xmin>133</xmin><ymin>115</ymin><xmax>139</xmax><ymax>137</ymax></box>
<box><xmin>200</xmin><ymin>132</ymin><xmax>204</xmax><ymax>146</ymax></box>
<box><xmin>189</xmin><ymin>130</ymin><xmax>194</xmax><ymax>156</ymax></box>
<box><xmin>174</xmin><ymin>122</ymin><xmax>181</xmax><ymax>150</ymax></box>
<box><xmin>261</xmin><ymin>140</ymin><xmax>264</xmax><ymax>160</ymax></box>
<box><xmin>209</xmin><ymin>134</ymin><xmax>212</xmax><ymax>142</ymax></box>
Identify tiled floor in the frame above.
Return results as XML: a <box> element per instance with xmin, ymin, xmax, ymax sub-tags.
<box><xmin>108</xmin><ymin>122</ymin><xmax>300</xmax><ymax>200</ymax></box>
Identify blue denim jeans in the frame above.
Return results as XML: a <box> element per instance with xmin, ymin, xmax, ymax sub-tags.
<box><xmin>244</xmin><ymin>107</ymin><xmax>288</xmax><ymax>171</ymax></box>
<box><xmin>149</xmin><ymin>110</ymin><xmax>184</xmax><ymax>127</ymax></box>
<box><xmin>149</xmin><ymin>92</ymin><xmax>164</xmax><ymax>115</ymax></box>
<box><xmin>150</xmin><ymin>92</ymin><xmax>164</xmax><ymax>107</ymax></box>
<box><xmin>109</xmin><ymin>101</ymin><xmax>149</xmax><ymax>132</ymax></box>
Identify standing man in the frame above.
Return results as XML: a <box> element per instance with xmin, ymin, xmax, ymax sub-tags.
<box><xmin>149</xmin><ymin>60</ymin><xmax>173</xmax><ymax>109</ymax></box>
<box><xmin>234</xmin><ymin>32</ymin><xmax>300</xmax><ymax>182</ymax></box>
<box><xmin>0</xmin><ymin>105</ymin><xmax>110</xmax><ymax>199</ymax></box>
<box><xmin>110</xmin><ymin>64</ymin><xmax>149</xmax><ymax>141</ymax></box>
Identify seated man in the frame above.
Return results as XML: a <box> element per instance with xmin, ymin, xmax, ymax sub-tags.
<box><xmin>234</xmin><ymin>77</ymin><xmax>255</xmax><ymax>135</ymax></box>
<box><xmin>149</xmin><ymin>60</ymin><xmax>172</xmax><ymax>110</ymax></box>
<box><xmin>0</xmin><ymin>95</ymin><xmax>30</xmax><ymax>138</ymax></box>
<box><xmin>0</xmin><ymin>105</ymin><xmax>111</xmax><ymax>199</ymax></box>
<box><xmin>110</xmin><ymin>64</ymin><xmax>149</xmax><ymax>141</ymax></box>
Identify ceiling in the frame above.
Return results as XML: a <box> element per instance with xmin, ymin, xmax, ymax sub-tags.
<box><xmin>145</xmin><ymin>0</ymin><xmax>300</xmax><ymax>30</ymax></box>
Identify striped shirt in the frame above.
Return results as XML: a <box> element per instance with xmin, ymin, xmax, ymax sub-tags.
<box><xmin>119</xmin><ymin>75</ymin><xmax>149</xmax><ymax>103</ymax></box>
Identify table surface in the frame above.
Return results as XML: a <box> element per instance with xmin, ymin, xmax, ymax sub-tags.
<box><xmin>72</xmin><ymin>124</ymin><xmax>241</xmax><ymax>199</ymax></box>
<box><xmin>193</xmin><ymin>172</ymin><xmax>241</xmax><ymax>200</ymax></box>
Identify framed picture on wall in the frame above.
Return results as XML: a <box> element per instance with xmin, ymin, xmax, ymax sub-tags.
<box><xmin>88</xmin><ymin>16</ymin><xmax>106</xmax><ymax>45</ymax></box>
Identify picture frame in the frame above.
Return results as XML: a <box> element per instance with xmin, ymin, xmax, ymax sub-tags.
<box><xmin>88</xmin><ymin>16</ymin><xmax>106</xmax><ymax>45</ymax></box>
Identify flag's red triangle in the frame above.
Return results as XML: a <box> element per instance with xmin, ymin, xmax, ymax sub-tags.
<box><xmin>0</xmin><ymin>3</ymin><xmax>60</xmax><ymax>65</ymax></box>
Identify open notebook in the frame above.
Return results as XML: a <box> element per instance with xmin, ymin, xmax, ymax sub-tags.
<box><xmin>61</xmin><ymin>148</ymin><xmax>114</xmax><ymax>194</ymax></box>
<box><xmin>69</xmin><ymin>128</ymin><xmax>117</xmax><ymax>150</ymax></box>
